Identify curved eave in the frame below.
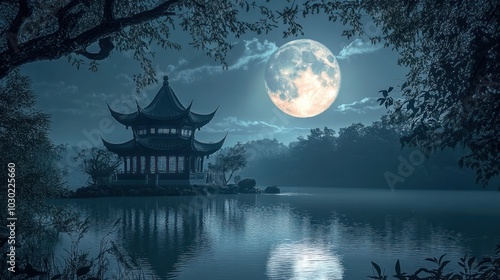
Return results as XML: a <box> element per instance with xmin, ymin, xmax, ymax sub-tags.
<box><xmin>189</xmin><ymin>106</ymin><xmax>218</xmax><ymax>128</ymax></box>
<box><xmin>102</xmin><ymin>138</ymin><xmax>136</xmax><ymax>154</ymax></box>
<box><xmin>106</xmin><ymin>102</ymin><xmax>139</xmax><ymax>126</ymax></box>
<box><xmin>192</xmin><ymin>134</ymin><xmax>226</xmax><ymax>155</ymax></box>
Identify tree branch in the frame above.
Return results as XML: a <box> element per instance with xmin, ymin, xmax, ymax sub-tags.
<box><xmin>56</xmin><ymin>0</ymin><xmax>89</xmax><ymax>35</ymax></box>
<box><xmin>57</xmin><ymin>0</ymin><xmax>88</xmax><ymax>18</ymax></box>
<box><xmin>103</xmin><ymin>0</ymin><xmax>114</xmax><ymax>22</ymax></box>
<box><xmin>6</xmin><ymin>0</ymin><xmax>32</xmax><ymax>51</ymax></box>
<box><xmin>0</xmin><ymin>0</ymin><xmax>180</xmax><ymax>79</ymax></box>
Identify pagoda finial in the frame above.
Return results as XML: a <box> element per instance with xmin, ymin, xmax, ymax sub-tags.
<box><xmin>135</xmin><ymin>99</ymin><xmax>142</xmax><ymax>112</ymax></box>
<box><xmin>163</xmin><ymin>75</ymin><xmax>169</xmax><ymax>86</ymax></box>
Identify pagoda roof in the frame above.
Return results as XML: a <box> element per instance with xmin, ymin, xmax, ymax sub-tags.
<box><xmin>107</xmin><ymin>76</ymin><xmax>217</xmax><ymax>128</ymax></box>
<box><xmin>101</xmin><ymin>135</ymin><xmax>226</xmax><ymax>156</ymax></box>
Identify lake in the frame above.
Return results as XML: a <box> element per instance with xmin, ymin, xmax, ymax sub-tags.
<box><xmin>53</xmin><ymin>187</ymin><xmax>500</xmax><ymax>279</ymax></box>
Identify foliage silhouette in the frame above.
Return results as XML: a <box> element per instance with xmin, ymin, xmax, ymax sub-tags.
<box><xmin>0</xmin><ymin>217</ymin><xmax>149</xmax><ymax>279</ymax></box>
<box><xmin>0</xmin><ymin>0</ymin><xmax>306</xmax><ymax>90</ymax></box>
<box><xmin>241</xmin><ymin>120</ymin><xmax>485</xmax><ymax>189</ymax></box>
<box><xmin>305</xmin><ymin>0</ymin><xmax>500</xmax><ymax>186</ymax></box>
<box><xmin>208</xmin><ymin>142</ymin><xmax>247</xmax><ymax>186</ymax></box>
<box><xmin>368</xmin><ymin>245</ymin><xmax>500</xmax><ymax>280</ymax></box>
<box><xmin>74</xmin><ymin>147</ymin><xmax>121</xmax><ymax>186</ymax></box>
<box><xmin>0</xmin><ymin>70</ymin><xmax>70</xmax><ymax>240</ymax></box>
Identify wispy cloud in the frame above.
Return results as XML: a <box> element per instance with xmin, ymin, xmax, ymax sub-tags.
<box><xmin>34</xmin><ymin>81</ymin><xmax>78</xmax><ymax>98</ymax></box>
<box><xmin>163</xmin><ymin>38</ymin><xmax>277</xmax><ymax>83</ymax></box>
<box><xmin>205</xmin><ymin>116</ymin><xmax>309</xmax><ymax>136</ymax></box>
<box><xmin>335</xmin><ymin>97</ymin><xmax>382</xmax><ymax>113</ymax></box>
<box><xmin>46</xmin><ymin>98</ymin><xmax>109</xmax><ymax>117</ymax></box>
<box><xmin>115</xmin><ymin>73</ymin><xmax>135</xmax><ymax>87</ymax></box>
<box><xmin>337</xmin><ymin>39</ymin><xmax>382</xmax><ymax>60</ymax></box>
<box><xmin>34</xmin><ymin>80</ymin><xmax>129</xmax><ymax>117</ymax></box>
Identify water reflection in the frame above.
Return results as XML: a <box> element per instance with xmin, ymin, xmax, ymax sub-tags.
<box><xmin>267</xmin><ymin>242</ymin><xmax>344</xmax><ymax>280</ymax></box>
<box><xmin>51</xmin><ymin>188</ymin><xmax>500</xmax><ymax>279</ymax></box>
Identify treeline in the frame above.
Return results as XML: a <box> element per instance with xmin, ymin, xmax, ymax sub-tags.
<box><xmin>238</xmin><ymin>120</ymin><xmax>486</xmax><ymax>190</ymax></box>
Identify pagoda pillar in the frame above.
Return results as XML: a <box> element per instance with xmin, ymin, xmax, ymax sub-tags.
<box><xmin>124</xmin><ymin>156</ymin><xmax>128</xmax><ymax>174</ymax></box>
<box><xmin>136</xmin><ymin>155</ymin><xmax>140</xmax><ymax>173</ymax></box>
<box><xmin>129</xmin><ymin>157</ymin><xmax>133</xmax><ymax>174</ymax></box>
<box><xmin>155</xmin><ymin>156</ymin><xmax>158</xmax><ymax>173</ymax></box>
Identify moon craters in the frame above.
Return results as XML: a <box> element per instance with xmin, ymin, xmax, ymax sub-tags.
<box><xmin>265</xmin><ymin>39</ymin><xmax>341</xmax><ymax>118</ymax></box>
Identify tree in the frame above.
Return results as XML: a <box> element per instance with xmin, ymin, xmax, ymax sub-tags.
<box><xmin>208</xmin><ymin>143</ymin><xmax>247</xmax><ymax>186</ymax></box>
<box><xmin>75</xmin><ymin>147</ymin><xmax>121</xmax><ymax>186</ymax></box>
<box><xmin>0</xmin><ymin>70</ymin><xmax>69</xmax><ymax>239</ymax></box>
<box><xmin>0</xmin><ymin>0</ymin><xmax>303</xmax><ymax>90</ymax></box>
<box><xmin>244</xmin><ymin>138</ymin><xmax>288</xmax><ymax>161</ymax></box>
<box><xmin>301</xmin><ymin>0</ymin><xmax>499</xmax><ymax>186</ymax></box>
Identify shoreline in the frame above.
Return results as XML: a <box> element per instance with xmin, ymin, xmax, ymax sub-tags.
<box><xmin>63</xmin><ymin>183</ymin><xmax>281</xmax><ymax>198</ymax></box>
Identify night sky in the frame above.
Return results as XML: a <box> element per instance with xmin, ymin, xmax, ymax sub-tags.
<box><xmin>21</xmin><ymin>11</ymin><xmax>405</xmax><ymax>148</ymax></box>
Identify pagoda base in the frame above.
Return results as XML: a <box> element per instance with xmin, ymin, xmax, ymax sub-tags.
<box><xmin>111</xmin><ymin>172</ymin><xmax>207</xmax><ymax>187</ymax></box>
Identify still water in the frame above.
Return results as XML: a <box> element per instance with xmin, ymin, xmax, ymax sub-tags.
<box><xmin>54</xmin><ymin>187</ymin><xmax>500</xmax><ymax>279</ymax></box>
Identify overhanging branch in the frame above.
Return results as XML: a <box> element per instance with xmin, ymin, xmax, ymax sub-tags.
<box><xmin>0</xmin><ymin>0</ymin><xmax>180</xmax><ymax>79</ymax></box>
<box><xmin>6</xmin><ymin>0</ymin><xmax>32</xmax><ymax>51</ymax></box>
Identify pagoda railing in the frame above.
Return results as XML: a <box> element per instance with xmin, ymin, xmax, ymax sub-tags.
<box><xmin>111</xmin><ymin>170</ymin><xmax>208</xmax><ymax>181</ymax></box>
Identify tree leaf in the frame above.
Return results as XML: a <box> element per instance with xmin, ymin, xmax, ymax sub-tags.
<box><xmin>439</xmin><ymin>260</ymin><xmax>450</xmax><ymax>271</ymax></box>
<box><xmin>438</xmin><ymin>253</ymin><xmax>447</xmax><ymax>264</ymax></box>
<box><xmin>372</xmin><ymin>261</ymin><xmax>382</xmax><ymax>276</ymax></box>
<box><xmin>76</xmin><ymin>266</ymin><xmax>91</xmax><ymax>276</ymax></box>
<box><xmin>468</xmin><ymin>256</ymin><xmax>476</xmax><ymax>268</ymax></box>
<box><xmin>395</xmin><ymin>259</ymin><xmax>401</xmax><ymax>275</ymax></box>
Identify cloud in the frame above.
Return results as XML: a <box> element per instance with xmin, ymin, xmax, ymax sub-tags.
<box><xmin>115</xmin><ymin>73</ymin><xmax>135</xmax><ymax>87</ymax></box>
<box><xmin>34</xmin><ymin>80</ymin><xmax>131</xmax><ymax>117</ymax></box>
<box><xmin>47</xmin><ymin>89</ymin><xmax>154</xmax><ymax>118</ymax></box>
<box><xmin>335</xmin><ymin>97</ymin><xmax>382</xmax><ymax>113</ymax></box>
<box><xmin>336</xmin><ymin>39</ymin><xmax>383</xmax><ymax>60</ymax></box>
<box><xmin>46</xmin><ymin>97</ymin><xmax>109</xmax><ymax>117</ymax></box>
<box><xmin>34</xmin><ymin>81</ymin><xmax>78</xmax><ymax>98</ymax></box>
<box><xmin>205</xmin><ymin>116</ymin><xmax>309</xmax><ymax>136</ymax></box>
<box><xmin>164</xmin><ymin>38</ymin><xmax>277</xmax><ymax>83</ymax></box>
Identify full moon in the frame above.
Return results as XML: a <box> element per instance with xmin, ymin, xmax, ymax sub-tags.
<box><xmin>265</xmin><ymin>39</ymin><xmax>341</xmax><ymax>118</ymax></box>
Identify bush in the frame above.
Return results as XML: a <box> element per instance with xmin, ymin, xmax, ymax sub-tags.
<box><xmin>369</xmin><ymin>245</ymin><xmax>500</xmax><ymax>279</ymax></box>
<box><xmin>0</xmin><ymin>217</ymin><xmax>150</xmax><ymax>280</ymax></box>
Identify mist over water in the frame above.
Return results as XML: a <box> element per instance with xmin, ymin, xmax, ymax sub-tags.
<box><xmin>52</xmin><ymin>187</ymin><xmax>500</xmax><ymax>279</ymax></box>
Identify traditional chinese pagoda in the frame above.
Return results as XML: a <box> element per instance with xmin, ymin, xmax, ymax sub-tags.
<box><xmin>102</xmin><ymin>75</ymin><xmax>225</xmax><ymax>186</ymax></box>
